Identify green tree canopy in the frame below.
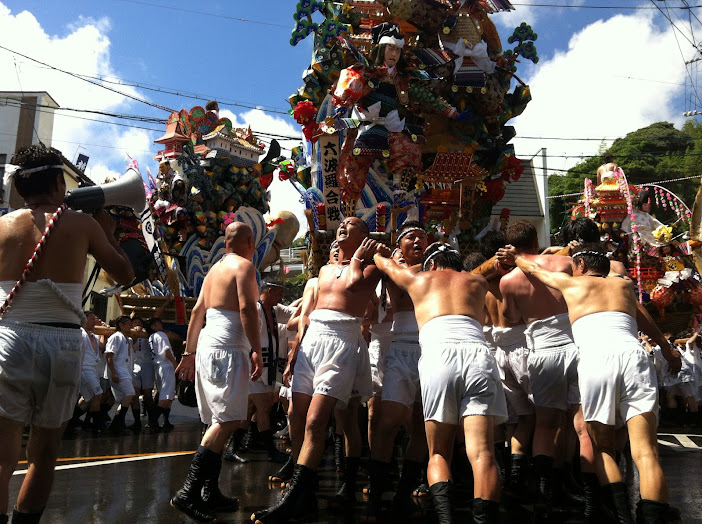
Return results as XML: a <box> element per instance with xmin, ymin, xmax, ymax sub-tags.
<box><xmin>548</xmin><ymin>121</ymin><xmax>701</xmax><ymax>233</ymax></box>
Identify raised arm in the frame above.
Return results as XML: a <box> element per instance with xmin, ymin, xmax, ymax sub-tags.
<box><xmin>88</xmin><ymin>210</ymin><xmax>134</xmax><ymax>285</ymax></box>
<box><xmin>497</xmin><ymin>246</ymin><xmax>574</xmax><ymax>293</ymax></box>
<box><xmin>373</xmin><ymin>252</ymin><xmax>418</xmax><ymax>292</ymax></box>
<box><xmin>346</xmin><ymin>238</ymin><xmax>378</xmax><ymax>291</ymax></box>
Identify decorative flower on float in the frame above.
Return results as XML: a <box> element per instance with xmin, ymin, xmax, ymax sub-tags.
<box><xmin>292</xmin><ymin>101</ymin><xmax>321</xmax><ymax>143</ymax></box>
<box><xmin>484</xmin><ymin>179</ymin><xmax>506</xmax><ymax>203</ymax></box>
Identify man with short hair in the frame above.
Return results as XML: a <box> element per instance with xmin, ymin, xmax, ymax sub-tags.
<box><xmin>497</xmin><ymin>242</ymin><xmax>675</xmax><ymax>523</ymax></box>
<box><xmin>363</xmin><ymin>220</ymin><xmax>429</xmax><ymax>520</ymax></box>
<box><xmin>498</xmin><ymin>220</ymin><xmax>594</xmax><ymax>516</ymax></box>
<box><xmin>0</xmin><ymin>144</ymin><xmax>133</xmax><ymax>524</ymax></box>
<box><xmin>105</xmin><ymin>316</ymin><xmax>137</xmax><ymax>433</ymax></box>
<box><xmin>374</xmin><ymin>242</ymin><xmax>508</xmax><ymax>524</ymax></box>
<box><xmin>129</xmin><ymin>316</ymin><xmax>154</xmax><ymax>431</ymax></box>
<box><xmin>254</xmin><ymin>216</ymin><xmax>381</xmax><ymax>524</ymax></box>
<box><xmin>171</xmin><ymin>221</ymin><xmax>262</xmax><ymax>523</ymax></box>
<box><xmin>147</xmin><ymin>317</ymin><xmax>178</xmax><ymax>430</ymax></box>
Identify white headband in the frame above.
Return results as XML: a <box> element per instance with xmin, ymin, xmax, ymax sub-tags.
<box><xmin>379</xmin><ymin>35</ymin><xmax>405</xmax><ymax>48</ymax></box>
<box><xmin>13</xmin><ymin>164</ymin><xmax>63</xmax><ymax>178</ymax></box>
<box><xmin>396</xmin><ymin>226</ymin><xmax>425</xmax><ymax>245</ymax></box>
<box><xmin>422</xmin><ymin>245</ymin><xmax>460</xmax><ymax>271</ymax></box>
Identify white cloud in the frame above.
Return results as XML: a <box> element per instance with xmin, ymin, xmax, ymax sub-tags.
<box><xmin>0</xmin><ymin>3</ymin><xmax>154</xmax><ymax>174</ymax></box>
<box><xmin>509</xmin><ymin>12</ymin><xmax>692</xmax><ymax>175</ymax></box>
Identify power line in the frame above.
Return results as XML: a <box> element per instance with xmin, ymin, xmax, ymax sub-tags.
<box><xmin>0</xmin><ymin>44</ymin><xmax>176</xmax><ymax>113</ymax></box>
<box><xmin>512</xmin><ymin>2</ymin><xmax>700</xmax><ymax>8</ymax></box>
<box><xmin>112</xmin><ymin>0</ymin><xmax>289</xmax><ymax>28</ymax></box>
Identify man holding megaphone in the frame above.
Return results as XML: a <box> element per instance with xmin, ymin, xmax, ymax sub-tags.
<box><xmin>0</xmin><ymin>145</ymin><xmax>134</xmax><ymax>524</ymax></box>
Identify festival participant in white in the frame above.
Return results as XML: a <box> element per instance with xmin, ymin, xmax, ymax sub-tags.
<box><xmin>0</xmin><ymin>144</ymin><xmax>133</xmax><ymax>524</ymax></box>
<box><xmin>147</xmin><ymin>317</ymin><xmax>178</xmax><ymax>430</ymax></box>
<box><xmin>374</xmin><ymin>242</ymin><xmax>508</xmax><ymax>524</ymax></box>
<box><xmin>497</xmin><ymin>242</ymin><xmax>677</xmax><ymax>523</ymax></box>
<box><xmin>170</xmin><ymin>221</ymin><xmax>262</xmax><ymax>523</ymax></box>
<box><xmin>105</xmin><ymin>316</ymin><xmax>137</xmax><ymax>433</ymax></box>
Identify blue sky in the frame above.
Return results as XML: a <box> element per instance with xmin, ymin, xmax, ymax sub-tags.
<box><xmin>1</xmin><ymin>1</ymin><xmax>700</xmax><ymax>226</ymax></box>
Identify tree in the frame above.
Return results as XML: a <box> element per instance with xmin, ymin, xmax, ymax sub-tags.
<box><xmin>548</xmin><ymin>121</ymin><xmax>697</xmax><ymax>233</ymax></box>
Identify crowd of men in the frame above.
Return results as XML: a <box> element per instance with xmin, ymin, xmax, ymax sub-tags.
<box><xmin>0</xmin><ymin>144</ymin><xmax>686</xmax><ymax>524</ymax></box>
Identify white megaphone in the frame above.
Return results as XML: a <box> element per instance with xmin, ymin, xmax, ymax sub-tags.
<box><xmin>64</xmin><ymin>168</ymin><xmax>146</xmax><ymax>213</ymax></box>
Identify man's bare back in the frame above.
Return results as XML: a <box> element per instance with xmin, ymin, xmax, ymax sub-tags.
<box><xmin>500</xmin><ymin>254</ymin><xmax>572</xmax><ymax>324</ymax></box>
<box><xmin>200</xmin><ymin>254</ymin><xmax>256</xmax><ymax>312</ymax></box>
<box><xmin>0</xmin><ymin>207</ymin><xmax>133</xmax><ymax>285</ymax></box>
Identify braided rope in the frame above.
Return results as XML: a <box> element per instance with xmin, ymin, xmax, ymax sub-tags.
<box><xmin>0</xmin><ymin>204</ymin><xmax>67</xmax><ymax>319</ymax></box>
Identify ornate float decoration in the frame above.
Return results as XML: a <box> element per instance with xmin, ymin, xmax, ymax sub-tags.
<box><xmin>287</xmin><ymin>0</ymin><xmax>537</xmax><ymax>272</ymax></box>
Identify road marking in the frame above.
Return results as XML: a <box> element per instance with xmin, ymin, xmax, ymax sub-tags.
<box><xmin>13</xmin><ymin>450</ymin><xmax>194</xmax><ymax>476</ymax></box>
<box><xmin>658</xmin><ymin>434</ymin><xmax>702</xmax><ymax>450</ymax></box>
<box><xmin>17</xmin><ymin>450</ymin><xmax>197</xmax><ymax>465</ymax></box>
<box><xmin>674</xmin><ymin>435</ymin><xmax>698</xmax><ymax>448</ymax></box>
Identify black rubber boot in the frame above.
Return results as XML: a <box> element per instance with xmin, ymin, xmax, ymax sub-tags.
<box><xmin>69</xmin><ymin>405</ymin><xmax>85</xmax><ymax>427</ymax></box>
<box><xmin>582</xmin><ymin>472</ymin><xmax>601</xmax><ymax>522</ymax></box>
<box><xmin>10</xmin><ymin>508</ymin><xmax>44</xmax><ymax>524</ymax></box>
<box><xmin>241</xmin><ymin>423</ymin><xmax>260</xmax><ymax>451</ymax></box>
<box><xmin>201</xmin><ymin>452</ymin><xmax>239</xmax><ymax>513</ymax></box>
<box><xmin>333</xmin><ymin>433</ymin><xmax>344</xmax><ymax>472</ymax></box>
<box><xmin>162</xmin><ymin>408</ymin><xmax>174</xmax><ymax>430</ymax></box>
<box><xmin>251</xmin><ymin>464</ymin><xmax>318</xmax><ymax>523</ymax></box>
<box><xmin>635</xmin><ymin>499</ymin><xmax>670</xmax><ymax>524</ymax></box>
<box><xmin>269</xmin><ymin>455</ymin><xmax>294</xmax><ymax>483</ymax></box>
<box><xmin>170</xmin><ymin>446</ymin><xmax>220</xmax><ymax>523</ymax></box>
<box><xmin>506</xmin><ymin>453</ymin><xmax>530</xmax><ymax>502</ymax></box>
<box><xmin>260</xmin><ymin>429</ymin><xmax>289</xmax><ymax>463</ymax></box>
<box><xmin>603</xmin><ymin>482</ymin><xmax>634</xmax><ymax>524</ymax></box>
<box><xmin>532</xmin><ymin>455</ymin><xmax>554</xmax><ymax>511</ymax></box>
<box><xmin>128</xmin><ymin>407</ymin><xmax>142</xmax><ymax>430</ymax></box>
<box><xmin>361</xmin><ymin>460</ymin><xmax>391</xmax><ymax>522</ymax></box>
<box><xmin>0</xmin><ymin>513</ymin><xmax>6</xmax><ymax>524</ymax></box>
<box><xmin>108</xmin><ymin>406</ymin><xmax>128</xmax><ymax>433</ymax></box>
<box><xmin>147</xmin><ymin>406</ymin><xmax>162</xmax><ymax>430</ymax></box>
<box><xmin>330</xmin><ymin>456</ymin><xmax>360</xmax><ymax>510</ymax></box>
<box><xmin>223</xmin><ymin>428</ymin><xmax>248</xmax><ymax>464</ymax></box>
<box><xmin>428</xmin><ymin>481</ymin><xmax>455</xmax><ymax>524</ymax></box>
<box><xmin>393</xmin><ymin>459</ymin><xmax>424</xmax><ymax>518</ymax></box>
<box><xmin>553</xmin><ymin>467</ymin><xmax>584</xmax><ymax>508</ymax></box>
<box><xmin>494</xmin><ymin>442</ymin><xmax>508</xmax><ymax>485</ymax></box>
<box><xmin>472</xmin><ymin>498</ymin><xmax>499</xmax><ymax>524</ymax></box>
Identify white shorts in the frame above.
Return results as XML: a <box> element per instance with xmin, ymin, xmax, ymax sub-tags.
<box><xmin>526</xmin><ymin>314</ymin><xmax>580</xmax><ymax>410</ymax></box>
<box><xmin>291</xmin><ymin>309</ymin><xmax>365</xmax><ymax>408</ymax></box>
<box><xmin>368</xmin><ymin>323</ymin><xmax>393</xmax><ymax>397</ymax></box>
<box><xmin>0</xmin><ymin>321</ymin><xmax>83</xmax><ymax>428</ymax></box>
<box><xmin>493</xmin><ymin>325</ymin><xmax>533</xmax><ymax>417</ymax></box>
<box><xmin>155</xmin><ymin>361</ymin><xmax>176</xmax><ymax>400</ymax></box>
<box><xmin>79</xmin><ymin>367</ymin><xmax>103</xmax><ymax>401</ymax></box>
<box><xmin>351</xmin><ymin>341</ymin><xmax>373</xmax><ymax>402</ymax></box>
<box><xmin>250</xmin><ymin>374</ymin><xmax>275</xmax><ymax>395</ymax></box>
<box><xmin>667</xmin><ymin>382</ymin><xmax>696</xmax><ymax>400</ymax></box>
<box><xmin>132</xmin><ymin>361</ymin><xmax>155</xmax><ymax>390</ymax></box>
<box><xmin>573</xmin><ymin>312</ymin><xmax>658</xmax><ymax>428</ymax></box>
<box><xmin>195</xmin><ymin>332</ymin><xmax>250</xmax><ymax>425</ymax></box>
<box><xmin>418</xmin><ymin>316</ymin><xmax>508</xmax><ymax>425</ymax></box>
<box><xmin>110</xmin><ymin>372</ymin><xmax>136</xmax><ymax>404</ymax></box>
<box><xmin>382</xmin><ymin>338</ymin><xmax>422</xmax><ymax>408</ymax></box>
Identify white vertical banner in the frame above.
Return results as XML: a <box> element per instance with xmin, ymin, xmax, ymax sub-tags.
<box><xmin>317</xmin><ymin>134</ymin><xmax>343</xmax><ymax>230</ymax></box>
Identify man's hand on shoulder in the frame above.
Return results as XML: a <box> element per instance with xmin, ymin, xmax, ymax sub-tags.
<box><xmin>355</xmin><ymin>237</ymin><xmax>378</xmax><ymax>262</ymax></box>
<box><xmin>375</xmin><ymin>243</ymin><xmax>392</xmax><ymax>258</ymax></box>
<box><xmin>496</xmin><ymin>245</ymin><xmax>518</xmax><ymax>266</ymax></box>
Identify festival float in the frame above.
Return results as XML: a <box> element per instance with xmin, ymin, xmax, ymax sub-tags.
<box><xmin>95</xmin><ymin>105</ymin><xmax>300</xmax><ymax>326</ymax></box>
<box><xmin>283</xmin><ymin>0</ymin><xmax>538</xmax><ymax>273</ymax></box>
<box><xmin>571</xmin><ymin>167</ymin><xmax>702</xmax><ymax>334</ymax></box>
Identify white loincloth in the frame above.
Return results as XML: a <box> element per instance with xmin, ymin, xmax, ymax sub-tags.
<box><xmin>418</xmin><ymin>315</ymin><xmax>507</xmax><ymax>425</ymax></box>
<box><xmin>492</xmin><ymin>324</ymin><xmax>533</xmax><ymax>416</ymax></box>
<box><xmin>0</xmin><ymin>280</ymin><xmax>85</xmax><ymax>325</ymax></box>
<box><xmin>572</xmin><ymin>312</ymin><xmax>658</xmax><ymax>427</ymax></box>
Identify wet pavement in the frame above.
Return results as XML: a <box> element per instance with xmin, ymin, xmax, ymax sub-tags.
<box><xmin>8</xmin><ymin>403</ymin><xmax>702</xmax><ymax>523</ymax></box>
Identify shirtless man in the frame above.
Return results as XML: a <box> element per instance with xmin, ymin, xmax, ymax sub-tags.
<box><xmin>498</xmin><ymin>220</ymin><xmax>594</xmax><ymax>516</ymax></box>
<box><xmin>479</xmin><ymin>231</ymin><xmax>535</xmax><ymax>498</ymax></box>
<box><xmin>497</xmin><ymin>243</ymin><xmax>675</xmax><ymax>523</ymax></box>
<box><xmin>374</xmin><ymin>242</ymin><xmax>507</xmax><ymax>524</ymax></box>
<box><xmin>363</xmin><ymin>221</ymin><xmax>429</xmax><ymax>521</ymax></box>
<box><xmin>0</xmin><ymin>145</ymin><xmax>133</xmax><ymax>524</ymax></box>
<box><xmin>171</xmin><ymin>222</ymin><xmax>262</xmax><ymax>523</ymax></box>
<box><xmin>254</xmin><ymin>217</ymin><xmax>381</xmax><ymax>524</ymax></box>
<box><xmin>596</xmin><ymin>152</ymin><xmax>618</xmax><ymax>186</ymax></box>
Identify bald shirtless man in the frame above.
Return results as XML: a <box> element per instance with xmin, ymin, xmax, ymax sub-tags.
<box><xmin>497</xmin><ymin>243</ymin><xmax>674</xmax><ymax>524</ymax></box>
<box><xmin>375</xmin><ymin>243</ymin><xmax>507</xmax><ymax>524</ymax></box>
<box><xmin>363</xmin><ymin>221</ymin><xmax>429</xmax><ymax>521</ymax></box>
<box><xmin>254</xmin><ymin>216</ymin><xmax>381</xmax><ymax>524</ymax></box>
<box><xmin>0</xmin><ymin>145</ymin><xmax>133</xmax><ymax>524</ymax></box>
<box><xmin>171</xmin><ymin>222</ymin><xmax>263</xmax><ymax>523</ymax></box>
<box><xmin>498</xmin><ymin>220</ymin><xmax>594</xmax><ymax>516</ymax></box>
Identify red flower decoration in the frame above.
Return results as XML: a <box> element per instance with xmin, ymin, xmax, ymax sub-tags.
<box><xmin>508</xmin><ymin>155</ymin><xmax>524</xmax><ymax>181</ymax></box>
<box><xmin>293</xmin><ymin>101</ymin><xmax>317</xmax><ymax>125</ymax></box>
<box><xmin>302</xmin><ymin>122</ymin><xmax>321</xmax><ymax>143</ymax></box>
<box><xmin>483</xmin><ymin>179</ymin><xmax>506</xmax><ymax>203</ymax></box>
<box><xmin>260</xmin><ymin>173</ymin><xmax>273</xmax><ymax>189</ymax></box>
